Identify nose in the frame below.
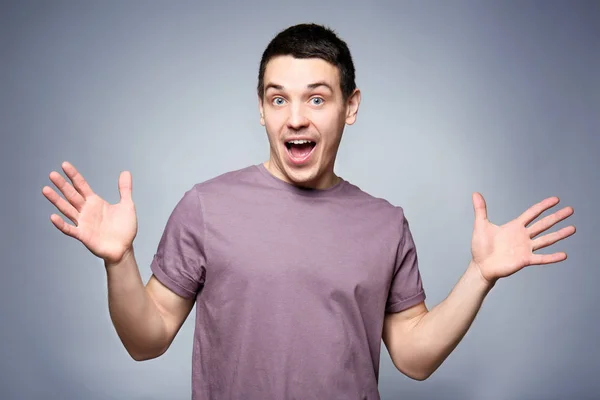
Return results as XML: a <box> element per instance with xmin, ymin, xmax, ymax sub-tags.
<box><xmin>286</xmin><ymin>104</ymin><xmax>310</xmax><ymax>130</ymax></box>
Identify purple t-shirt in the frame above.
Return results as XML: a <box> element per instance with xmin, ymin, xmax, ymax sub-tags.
<box><xmin>150</xmin><ymin>164</ymin><xmax>426</xmax><ymax>399</ymax></box>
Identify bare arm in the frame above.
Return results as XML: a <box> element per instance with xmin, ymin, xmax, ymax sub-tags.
<box><xmin>383</xmin><ymin>261</ymin><xmax>492</xmax><ymax>380</ymax></box>
<box><xmin>383</xmin><ymin>194</ymin><xmax>575</xmax><ymax>381</ymax></box>
<box><xmin>42</xmin><ymin>162</ymin><xmax>195</xmax><ymax>361</ymax></box>
<box><xmin>105</xmin><ymin>247</ymin><xmax>195</xmax><ymax>361</ymax></box>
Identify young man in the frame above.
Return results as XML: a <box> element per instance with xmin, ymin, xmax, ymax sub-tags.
<box><xmin>42</xmin><ymin>23</ymin><xmax>575</xmax><ymax>399</ymax></box>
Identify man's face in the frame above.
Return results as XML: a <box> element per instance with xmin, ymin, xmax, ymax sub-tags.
<box><xmin>259</xmin><ymin>55</ymin><xmax>360</xmax><ymax>189</ymax></box>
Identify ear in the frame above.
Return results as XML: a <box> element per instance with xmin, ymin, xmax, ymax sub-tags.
<box><xmin>345</xmin><ymin>88</ymin><xmax>361</xmax><ymax>125</ymax></box>
<box><xmin>258</xmin><ymin>94</ymin><xmax>265</xmax><ymax>126</ymax></box>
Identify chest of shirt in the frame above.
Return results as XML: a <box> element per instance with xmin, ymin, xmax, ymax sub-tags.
<box><xmin>200</xmin><ymin>195</ymin><xmax>399</xmax><ymax>307</ymax></box>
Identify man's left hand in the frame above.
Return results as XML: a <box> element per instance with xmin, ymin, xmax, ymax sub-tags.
<box><xmin>470</xmin><ymin>193</ymin><xmax>576</xmax><ymax>285</ymax></box>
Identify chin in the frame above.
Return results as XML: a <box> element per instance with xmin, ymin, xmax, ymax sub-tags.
<box><xmin>283</xmin><ymin>165</ymin><xmax>320</xmax><ymax>187</ymax></box>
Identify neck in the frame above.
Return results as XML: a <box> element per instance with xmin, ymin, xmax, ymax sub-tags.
<box><xmin>263</xmin><ymin>160</ymin><xmax>339</xmax><ymax>190</ymax></box>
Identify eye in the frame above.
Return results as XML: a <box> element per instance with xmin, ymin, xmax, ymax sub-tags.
<box><xmin>310</xmin><ymin>97</ymin><xmax>324</xmax><ymax>106</ymax></box>
<box><xmin>272</xmin><ymin>97</ymin><xmax>286</xmax><ymax>106</ymax></box>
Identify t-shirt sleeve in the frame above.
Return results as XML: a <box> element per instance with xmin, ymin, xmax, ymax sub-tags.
<box><xmin>386</xmin><ymin>209</ymin><xmax>426</xmax><ymax>313</ymax></box>
<box><xmin>150</xmin><ymin>186</ymin><xmax>207</xmax><ymax>299</ymax></box>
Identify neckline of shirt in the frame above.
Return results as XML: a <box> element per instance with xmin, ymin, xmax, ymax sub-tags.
<box><xmin>254</xmin><ymin>163</ymin><xmax>347</xmax><ymax>197</ymax></box>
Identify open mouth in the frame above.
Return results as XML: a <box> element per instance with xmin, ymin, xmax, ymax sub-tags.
<box><xmin>285</xmin><ymin>139</ymin><xmax>317</xmax><ymax>164</ymax></box>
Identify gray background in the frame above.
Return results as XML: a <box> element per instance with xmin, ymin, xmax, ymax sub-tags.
<box><xmin>1</xmin><ymin>1</ymin><xmax>598</xmax><ymax>399</ymax></box>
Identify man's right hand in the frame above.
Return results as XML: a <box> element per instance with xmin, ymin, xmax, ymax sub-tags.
<box><xmin>42</xmin><ymin>161</ymin><xmax>138</xmax><ymax>265</ymax></box>
<box><xmin>42</xmin><ymin>161</ymin><xmax>193</xmax><ymax>360</ymax></box>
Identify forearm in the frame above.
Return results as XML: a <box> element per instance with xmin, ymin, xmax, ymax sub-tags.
<box><xmin>405</xmin><ymin>261</ymin><xmax>494</xmax><ymax>378</ymax></box>
<box><xmin>105</xmin><ymin>247</ymin><xmax>168</xmax><ymax>361</ymax></box>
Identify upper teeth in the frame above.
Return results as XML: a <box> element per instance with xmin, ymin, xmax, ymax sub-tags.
<box><xmin>288</xmin><ymin>140</ymin><xmax>313</xmax><ymax>144</ymax></box>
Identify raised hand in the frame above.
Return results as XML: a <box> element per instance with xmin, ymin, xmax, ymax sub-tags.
<box><xmin>42</xmin><ymin>161</ymin><xmax>138</xmax><ymax>265</ymax></box>
<box><xmin>470</xmin><ymin>192</ymin><xmax>576</xmax><ymax>284</ymax></box>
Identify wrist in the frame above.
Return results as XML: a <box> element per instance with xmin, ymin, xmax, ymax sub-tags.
<box><xmin>105</xmin><ymin>246</ymin><xmax>134</xmax><ymax>269</ymax></box>
<box><xmin>468</xmin><ymin>260</ymin><xmax>496</xmax><ymax>291</ymax></box>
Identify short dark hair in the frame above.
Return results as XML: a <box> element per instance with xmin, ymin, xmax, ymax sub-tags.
<box><xmin>257</xmin><ymin>23</ymin><xmax>356</xmax><ymax>100</ymax></box>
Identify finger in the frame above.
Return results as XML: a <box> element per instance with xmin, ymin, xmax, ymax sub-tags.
<box><xmin>528</xmin><ymin>251</ymin><xmax>567</xmax><ymax>266</ymax></box>
<box><xmin>532</xmin><ymin>225</ymin><xmax>576</xmax><ymax>251</ymax></box>
<box><xmin>50</xmin><ymin>214</ymin><xmax>79</xmax><ymax>240</ymax></box>
<box><xmin>528</xmin><ymin>206</ymin><xmax>574</xmax><ymax>238</ymax></box>
<box><xmin>472</xmin><ymin>192</ymin><xmax>487</xmax><ymax>222</ymax></box>
<box><xmin>42</xmin><ymin>186</ymin><xmax>79</xmax><ymax>224</ymax></box>
<box><xmin>61</xmin><ymin>161</ymin><xmax>95</xmax><ymax>199</ymax></box>
<box><xmin>517</xmin><ymin>196</ymin><xmax>560</xmax><ymax>226</ymax></box>
<box><xmin>118</xmin><ymin>171</ymin><xmax>133</xmax><ymax>203</ymax></box>
<box><xmin>49</xmin><ymin>170</ymin><xmax>85</xmax><ymax>212</ymax></box>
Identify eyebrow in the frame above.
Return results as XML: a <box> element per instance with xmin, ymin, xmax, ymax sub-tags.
<box><xmin>264</xmin><ymin>81</ymin><xmax>334</xmax><ymax>93</ymax></box>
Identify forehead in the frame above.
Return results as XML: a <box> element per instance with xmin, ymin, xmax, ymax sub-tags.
<box><xmin>263</xmin><ymin>55</ymin><xmax>340</xmax><ymax>91</ymax></box>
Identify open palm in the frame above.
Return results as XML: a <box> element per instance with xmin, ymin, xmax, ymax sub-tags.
<box><xmin>42</xmin><ymin>162</ymin><xmax>138</xmax><ymax>264</ymax></box>
<box><xmin>470</xmin><ymin>192</ymin><xmax>576</xmax><ymax>284</ymax></box>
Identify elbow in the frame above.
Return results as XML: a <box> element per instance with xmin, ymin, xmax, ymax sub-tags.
<box><xmin>390</xmin><ymin>343</ymin><xmax>444</xmax><ymax>381</ymax></box>
<box><xmin>130</xmin><ymin>352</ymin><xmax>156</xmax><ymax>362</ymax></box>
<box><xmin>407</xmin><ymin>369</ymin><xmax>434</xmax><ymax>381</ymax></box>
<box><xmin>127</xmin><ymin>345</ymin><xmax>168</xmax><ymax>362</ymax></box>
<box><xmin>393</xmin><ymin>359</ymin><xmax>438</xmax><ymax>381</ymax></box>
<box><xmin>129</xmin><ymin>351</ymin><xmax>161</xmax><ymax>362</ymax></box>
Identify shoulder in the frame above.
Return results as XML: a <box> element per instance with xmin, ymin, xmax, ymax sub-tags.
<box><xmin>191</xmin><ymin>165</ymin><xmax>259</xmax><ymax>192</ymax></box>
<box><xmin>341</xmin><ymin>180</ymin><xmax>407</xmax><ymax>219</ymax></box>
<box><xmin>161</xmin><ymin>165</ymin><xmax>263</xmax><ymax>226</ymax></box>
<box><xmin>338</xmin><ymin>180</ymin><xmax>413</xmax><ymax>242</ymax></box>
<box><xmin>179</xmin><ymin>164</ymin><xmax>268</xmax><ymax>203</ymax></box>
<box><xmin>178</xmin><ymin>164</ymin><xmax>269</xmax><ymax>211</ymax></box>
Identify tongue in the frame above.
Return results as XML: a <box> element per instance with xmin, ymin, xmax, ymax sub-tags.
<box><xmin>289</xmin><ymin>143</ymin><xmax>313</xmax><ymax>158</ymax></box>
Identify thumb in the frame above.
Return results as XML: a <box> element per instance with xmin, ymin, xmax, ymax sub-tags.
<box><xmin>472</xmin><ymin>192</ymin><xmax>487</xmax><ymax>222</ymax></box>
<box><xmin>118</xmin><ymin>171</ymin><xmax>133</xmax><ymax>203</ymax></box>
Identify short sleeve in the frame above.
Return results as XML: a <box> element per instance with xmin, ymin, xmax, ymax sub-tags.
<box><xmin>150</xmin><ymin>186</ymin><xmax>207</xmax><ymax>299</ymax></box>
<box><xmin>386</xmin><ymin>209</ymin><xmax>426</xmax><ymax>313</ymax></box>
